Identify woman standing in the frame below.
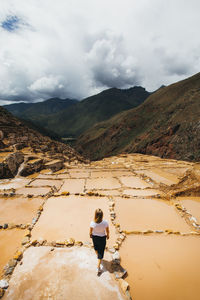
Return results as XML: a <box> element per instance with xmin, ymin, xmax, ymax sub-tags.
<box><xmin>89</xmin><ymin>208</ymin><xmax>109</xmax><ymax>274</ymax></box>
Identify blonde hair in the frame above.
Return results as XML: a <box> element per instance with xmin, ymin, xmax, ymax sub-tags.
<box><xmin>94</xmin><ymin>208</ymin><xmax>103</xmax><ymax>223</ymax></box>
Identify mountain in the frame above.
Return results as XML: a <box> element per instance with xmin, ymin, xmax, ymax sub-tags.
<box><xmin>4</xmin><ymin>87</ymin><xmax>150</xmax><ymax>138</ymax></box>
<box><xmin>76</xmin><ymin>72</ymin><xmax>200</xmax><ymax>161</ymax></box>
<box><xmin>4</xmin><ymin>97</ymin><xmax>78</xmax><ymax>120</ymax></box>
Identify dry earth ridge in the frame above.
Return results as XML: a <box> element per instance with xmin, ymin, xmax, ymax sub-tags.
<box><xmin>0</xmin><ymin>148</ymin><xmax>200</xmax><ymax>299</ymax></box>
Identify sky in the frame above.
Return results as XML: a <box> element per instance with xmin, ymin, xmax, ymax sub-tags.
<box><xmin>0</xmin><ymin>0</ymin><xmax>200</xmax><ymax>105</ymax></box>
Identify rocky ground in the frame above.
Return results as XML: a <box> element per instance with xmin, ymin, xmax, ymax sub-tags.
<box><xmin>0</xmin><ymin>150</ymin><xmax>200</xmax><ymax>299</ymax></box>
<box><xmin>0</xmin><ymin>106</ymin><xmax>87</xmax><ymax>180</ymax></box>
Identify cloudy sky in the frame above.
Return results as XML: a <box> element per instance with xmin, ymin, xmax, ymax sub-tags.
<box><xmin>0</xmin><ymin>0</ymin><xmax>200</xmax><ymax>104</ymax></box>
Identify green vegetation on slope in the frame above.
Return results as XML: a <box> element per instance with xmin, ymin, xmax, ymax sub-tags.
<box><xmin>4</xmin><ymin>87</ymin><xmax>150</xmax><ymax>138</ymax></box>
<box><xmin>76</xmin><ymin>72</ymin><xmax>200</xmax><ymax>161</ymax></box>
<box><xmin>4</xmin><ymin>98</ymin><xmax>78</xmax><ymax>122</ymax></box>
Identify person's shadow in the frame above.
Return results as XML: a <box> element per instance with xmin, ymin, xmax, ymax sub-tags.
<box><xmin>98</xmin><ymin>259</ymin><xmax>127</xmax><ymax>279</ymax></box>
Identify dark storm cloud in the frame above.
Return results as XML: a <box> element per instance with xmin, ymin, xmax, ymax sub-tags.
<box><xmin>0</xmin><ymin>0</ymin><xmax>200</xmax><ymax>105</ymax></box>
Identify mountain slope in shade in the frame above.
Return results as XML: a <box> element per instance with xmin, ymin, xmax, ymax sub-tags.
<box><xmin>4</xmin><ymin>87</ymin><xmax>150</xmax><ymax>138</ymax></box>
<box><xmin>38</xmin><ymin>86</ymin><xmax>150</xmax><ymax>137</ymax></box>
<box><xmin>76</xmin><ymin>72</ymin><xmax>200</xmax><ymax>161</ymax></box>
<box><xmin>4</xmin><ymin>98</ymin><xmax>78</xmax><ymax>120</ymax></box>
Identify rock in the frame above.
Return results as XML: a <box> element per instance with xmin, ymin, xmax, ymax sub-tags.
<box><xmin>75</xmin><ymin>241</ymin><xmax>83</xmax><ymax>246</ymax></box>
<box><xmin>0</xmin><ymin>279</ymin><xmax>9</xmax><ymax>289</ymax></box>
<box><xmin>61</xmin><ymin>191</ymin><xmax>70</xmax><ymax>196</ymax></box>
<box><xmin>8</xmin><ymin>223</ymin><xmax>16</xmax><ymax>229</ymax></box>
<box><xmin>19</xmin><ymin>158</ymin><xmax>43</xmax><ymax>177</ymax></box>
<box><xmin>32</xmin><ymin>217</ymin><xmax>37</xmax><ymax>225</ymax></box>
<box><xmin>175</xmin><ymin>204</ymin><xmax>182</xmax><ymax>210</ymax></box>
<box><xmin>65</xmin><ymin>238</ymin><xmax>75</xmax><ymax>246</ymax></box>
<box><xmin>3</xmin><ymin>223</ymin><xmax>8</xmax><ymax>229</ymax></box>
<box><xmin>6</xmin><ymin>152</ymin><xmax>24</xmax><ymax>177</ymax></box>
<box><xmin>108</xmin><ymin>248</ymin><xmax>116</xmax><ymax>254</ymax></box>
<box><xmin>45</xmin><ymin>160</ymin><xmax>64</xmax><ymax>172</ymax></box>
<box><xmin>143</xmin><ymin>230</ymin><xmax>154</xmax><ymax>234</ymax></box>
<box><xmin>119</xmin><ymin>279</ymin><xmax>129</xmax><ymax>294</ymax></box>
<box><xmin>27</xmin><ymin>194</ymin><xmax>33</xmax><ymax>198</ymax></box>
<box><xmin>14</xmin><ymin>143</ymin><xmax>26</xmax><ymax>150</ymax></box>
<box><xmin>116</xmin><ymin>239</ymin><xmax>122</xmax><ymax>246</ymax></box>
<box><xmin>14</xmin><ymin>251</ymin><xmax>23</xmax><ymax>261</ymax></box>
<box><xmin>119</xmin><ymin>234</ymin><xmax>126</xmax><ymax>240</ymax></box>
<box><xmin>21</xmin><ymin>237</ymin><xmax>29</xmax><ymax>245</ymax></box>
<box><xmin>56</xmin><ymin>240</ymin><xmax>65</xmax><ymax>246</ymax></box>
<box><xmin>114</xmin><ymin>265</ymin><xmax>127</xmax><ymax>279</ymax></box>
<box><xmin>20</xmin><ymin>224</ymin><xmax>27</xmax><ymax>229</ymax></box>
<box><xmin>0</xmin><ymin>288</ymin><xmax>5</xmax><ymax>297</ymax></box>
<box><xmin>24</xmin><ymin>230</ymin><xmax>31</xmax><ymax>237</ymax></box>
<box><xmin>4</xmin><ymin>259</ymin><xmax>17</xmax><ymax>275</ymax></box>
<box><xmin>31</xmin><ymin>239</ymin><xmax>38</xmax><ymax>246</ymax></box>
<box><xmin>113</xmin><ymin>243</ymin><xmax>119</xmax><ymax>250</ymax></box>
<box><xmin>112</xmin><ymin>251</ymin><xmax>120</xmax><ymax>264</ymax></box>
<box><xmin>38</xmin><ymin>205</ymin><xmax>43</xmax><ymax>211</ymax></box>
<box><xmin>37</xmin><ymin>238</ymin><xmax>46</xmax><ymax>245</ymax></box>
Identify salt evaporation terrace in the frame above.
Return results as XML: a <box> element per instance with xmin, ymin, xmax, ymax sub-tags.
<box><xmin>0</xmin><ymin>153</ymin><xmax>200</xmax><ymax>299</ymax></box>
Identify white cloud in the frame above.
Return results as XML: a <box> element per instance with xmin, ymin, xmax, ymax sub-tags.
<box><xmin>0</xmin><ymin>0</ymin><xmax>200</xmax><ymax>104</ymax></box>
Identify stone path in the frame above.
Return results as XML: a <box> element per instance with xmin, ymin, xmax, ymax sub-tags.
<box><xmin>0</xmin><ymin>153</ymin><xmax>200</xmax><ymax>299</ymax></box>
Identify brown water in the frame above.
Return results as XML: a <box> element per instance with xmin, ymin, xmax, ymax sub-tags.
<box><xmin>115</xmin><ymin>197</ymin><xmax>191</xmax><ymax>232</ymax></box>
<box><xmin>31</xmin><ymin>195</ymin><xmax>116</xmax><ymax>247</ymax></box>
<box><xmin>86</xmin><ymin>178</ymin><xmax>121</xmax><ymax>190</ymax></box>
<box><xmin>69</xmin><ymin>171</ymin><xmax>90</xmax><ymax>178</ymax></box>
<box><xmin>119</xmin><ymin>176</ymin><xmax>151</xmax><ymax>189</ymax></box>
<box><xmin>0</xmin><ymin>196</ymin><xmax>43</xmax><ymax>224</ymax></box>
<box><xmin>90</xmin><ymin>171</ymin><xmax>115</xmax><ymax>178</ymax></box>
<box><xmin>0</xmin><ymin>178</ymin><xmax>31</xmax><ymax>190</ymax></box>
<box><xmin>28</xmin><ymin>179</ymin><xmax>63</xmax><ymax>190</ymax></box>
<box><xmin>120</xmin><ymin>235</ymin><xmax>200</xmax><ymax>300</ymax></box>
<box><xmin>56</xmin><ymin>173</ymin><xmax>71</xmax><ymax>179</ymax></box>
<box><xmin>0</xmin><ymin>229</ymin><xmax>25</xmax><ymax>276</ymax></box>
<box><xmin>136</xmin><ymin>168</ymin><xmax>180</xmax><ymax>185</ymax></box>
<box><xmin>177</xmin><ymin>197</ymin><xmax>200</xmax><ymax>224</ymax></box>
<box><xmin>0</xmin><ymin>153</ymin><xmax>198</xmax><ymax>298</ymax></box>
<box><xmin>59</xmin><ymin>179</ymin><xmax>85</xmax><ymax>194</ymax></box>
<box><xmin>16</xmin><ymin>186</ymin><xmax>51</xmax><ymax>196</ymax></box>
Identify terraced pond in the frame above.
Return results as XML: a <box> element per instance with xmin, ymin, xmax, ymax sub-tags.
<box><xmin>0</xmin><ymin>153</ymin><xmax>199</xmax><ymax>299</ymax></box>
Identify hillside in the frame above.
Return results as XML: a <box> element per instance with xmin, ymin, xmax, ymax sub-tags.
<box><xmin>0</xmin><ymin>106</ymin><xmax>85</xmax><ymax>179</ymax></box>
<box><xmin>4</xmin><ymin>86</ymin><xmax>150</xmax><ymax>138</ymax></box>
<box><xmin>4</xmin><ymin>97</ymin><xmax>78</xmax><ymax>121</ymax></box>
<box><xmin>76</xmin><ymin>72</ymin><xmax>200</xmax><ymax>161</ymax></box>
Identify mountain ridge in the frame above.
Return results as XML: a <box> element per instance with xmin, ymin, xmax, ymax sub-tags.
<box><xmin>76</xmin><ymin>72</ymin><xmax>200</xmax><ymax>161</ymax></box>
<box><xmin>4</xmin><ymin>86</ymin><xmax>151</xmax><ymax>138</ymax></box>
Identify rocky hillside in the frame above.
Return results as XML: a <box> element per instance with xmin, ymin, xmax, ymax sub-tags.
<box><xmin>4</xmin><ymin>86</ymin><xmax>150</xmax><ymax>138</ymax></box>
<box><xmin>0</xmin><ymin>106</ymin><xmax>85</xmax><ymax>179</ymax></box>
<box><xmin>76</xmin><ymin>72</ymin><xmax>200</xmax><ymax>161</ymax></box>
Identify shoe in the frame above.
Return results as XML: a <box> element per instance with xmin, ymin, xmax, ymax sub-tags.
<box><xmin>97</xmin><ymin>268</ymin><xmax>101</xmax><ymax>275</ymax></box>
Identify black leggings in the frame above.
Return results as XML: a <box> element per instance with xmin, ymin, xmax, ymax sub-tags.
<box><xmin>92</xmin><ymin>235</ymin><xmax>106</xmax><ymax>259</ymax></box>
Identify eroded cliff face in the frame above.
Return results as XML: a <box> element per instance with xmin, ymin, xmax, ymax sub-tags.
<box><xmin>0</xmin><ymin>106</ymin><xmax>86</xmax><ymax>179</ymax></box>
<box><xmin>0</xmin><ymin>153</ymin><xmax>200</xmax><ymax>299</ymax></box>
